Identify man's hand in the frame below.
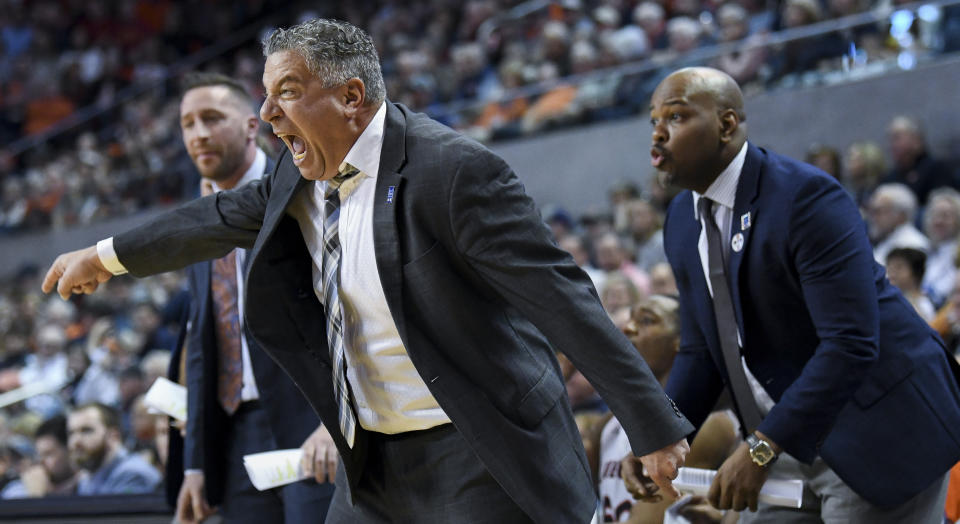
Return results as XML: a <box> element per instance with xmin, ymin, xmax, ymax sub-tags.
<box><xmin>620</xmin><ymin>453</ymin><xmax>665</xmax><ymax>502</ymax></box>
<box><xmin>20</xmin><ymin>465</ymin><xmax>52</xmax><ymax>497</ymax></box>
<box><xmin>300</xmin><ymin>425</ymin><xmax>337</xmax><ymax>483</ymax></box>
<box><xmin>622</xmin><ymin>438</ymin><xmax>689</xmax><ymax>501</ymax></box>
<box><xmin>176</xmin><ymin>471</ymin><xmax>215</xmax><ymax>524</ymax></box>
<box><xmin>707</xmin><ymin>441</ymin><xmax>770</xmax><ymax>512</ymax></box>
<box><xmin>42</xmin><ymin>246</ymin><xmax>113</xmax><ymax>300</ymax></box>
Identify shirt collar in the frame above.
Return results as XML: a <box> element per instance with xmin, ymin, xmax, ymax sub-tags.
<box><xmin>693</xmin><ymin>141</ymin><xmax>749</xmax><ymax>220</ymax></box>
<box><xmin>211</xmin><ymin>148</ymin><xmax>266</xmax><ymax>193</ymax></box>
<box><xmin>317</xmin><ymin>102</ymin><xmax>386</xmax><ymax>201</ymax></box>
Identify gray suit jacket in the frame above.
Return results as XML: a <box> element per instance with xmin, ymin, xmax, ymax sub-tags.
<box><xmin>115</xmin><ymin>102</ymin><xmax>692</xmax><ymax>522</ymax></box>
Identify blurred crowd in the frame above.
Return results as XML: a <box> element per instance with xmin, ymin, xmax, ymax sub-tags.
<box><xmin>0</xmin><ymin>265</ymin><xmax>187</xmax><ymax>499</ymax></box>
<box><xmin>3</xmin><ymin>0</ymin><xmax>960</xmax><ymax>235</ymax></box>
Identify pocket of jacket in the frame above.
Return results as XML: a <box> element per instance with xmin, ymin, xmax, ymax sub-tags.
<box><xmin>852</xmin><ymin>352</ymin><xmax>915</xmax><ymax>409</ymax></box>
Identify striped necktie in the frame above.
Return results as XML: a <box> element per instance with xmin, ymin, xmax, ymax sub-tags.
<box><xmin>322</xmin><ymin>164</ymin><xmax>361</xmax><ymax>448</ymax></box>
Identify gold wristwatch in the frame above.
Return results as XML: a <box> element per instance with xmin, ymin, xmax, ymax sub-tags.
<box><xmin>746</xmin><ymin>434</ymin><xmax>778</xmax><ymax>468</ymax></box>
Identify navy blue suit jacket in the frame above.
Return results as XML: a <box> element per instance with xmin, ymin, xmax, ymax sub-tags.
<box><xmin>663</xmin><ymin>144</ymin><xmax>960</xmax><ymax>507</ymax></box>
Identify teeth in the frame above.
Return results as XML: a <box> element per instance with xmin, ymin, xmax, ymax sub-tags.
<box><xmin>293</xmin><ymin>151</ymin><xmax>305</xmax><ymax>160</ymax></box>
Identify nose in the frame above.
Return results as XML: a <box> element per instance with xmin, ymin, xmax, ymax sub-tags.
<box><xmin>260</xmin><ymin>96</ymin><xmax>279</xmax><ymax>124</ymax></box>
<box><xmin>652</xmin><ymin>121</ymin><xmax>667</xmax><ymax>144</ymax></box>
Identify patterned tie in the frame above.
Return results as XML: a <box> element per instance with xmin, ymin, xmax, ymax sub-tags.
<box><xmin>322</xmin><ymin>164</ymin><xmax>361</xmax><ymax>448</ymax></box>
<box><xmin>699</xmin><ymin>197</ymin><xmax>764</xmax><ymax>433</ymax></box>
<box><xmin>212</xmin><ymin>249</ymin><xmax>243</xmax><ymax>415</ymax></box>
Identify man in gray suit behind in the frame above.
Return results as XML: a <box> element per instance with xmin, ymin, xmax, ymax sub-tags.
<box><xmin>43</xmin><ymin>18</ymin><xmax>692</xmax><ymax>523</ymax></box>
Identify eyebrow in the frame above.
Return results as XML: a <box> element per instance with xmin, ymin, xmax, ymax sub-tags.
<box><xmin>264</xmin><ymin>74</ymin><xmax>299</xmax><ymax>92</ymax></box>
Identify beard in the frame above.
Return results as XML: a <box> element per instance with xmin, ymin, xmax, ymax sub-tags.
<box><xmin>72</xmin><ymin>443</ymin><xmax>107</xmax><ymax>472</ymax></box>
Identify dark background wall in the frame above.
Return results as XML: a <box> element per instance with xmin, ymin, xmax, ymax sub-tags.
<box><xmin>4</xmin><ymin>57</ymin><xmax>959</xmax><ymax>279</ymax></box>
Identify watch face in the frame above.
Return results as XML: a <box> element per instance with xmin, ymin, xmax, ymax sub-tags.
<box><xmin>751</xmin><ymin>441</ymin><xmax>776</xmax><ymax>465</ymax></box>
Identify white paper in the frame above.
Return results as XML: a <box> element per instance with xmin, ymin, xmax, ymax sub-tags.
<box><xmin>674</xmin><ymin>467</ymin><xmax>804</xmax><ymax>508</ymax></box>
<box><xmin>143</xmin><ymin>377</ymin><xmax>188</xmax><ymax>422</ymax></box>
<box><xmin>243</xmin><ymin>449</ymin><xmax>309</xmax><ymax>491</ymax></box>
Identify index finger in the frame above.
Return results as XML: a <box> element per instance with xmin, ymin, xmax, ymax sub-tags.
<box><xmin>41</xmin><ymin>259</ymin><xmax>63</xmax><ymax>295</ymax></box>
<box><xmin>707</xmin><ymin>473</ymin><xmax>722</xmax><ymax>508</ymax></box>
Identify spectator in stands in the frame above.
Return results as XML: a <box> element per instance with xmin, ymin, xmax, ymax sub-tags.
<box><xmin>591</xmin><ymin>295</ymin><xmax>739</xmax><ymax>523</ymax></box>
<box><xmin>1</xmin><ymin>415</ymin><xmax>78</xmax><ymax>498</ymax></box>
<box><xmin>559</xmin><ymin>234</ymin><xmax>606</xmax><ymax>290</ymax></box>
<box><xmin>881</xmin><ymin>115</ymin><xmax>958</xmax><ymax>205</ymax></box>
<box><xmin>625</xmin><ymin>199</ymin><xmax>668</xmax><ymax>272</ymax></box>
<box><xmin>868</xmin><ymin>182</ymin><xmax>929</xmax><ymax>264</ymax></box>
<box><xmin>129</xmin><ymin>302</ymin><xmax>176</xmax><ymax>357</ymax></box>
<box><xmin>0</xmin><ymin>324</ymin><xmax>69</xmax><ymax>419</ymax></box>
<box><xmin>595</xmin><ymin>231</ymin><xmax>651</xmax><ymax>295</ymax></box>
<box><xmin>805</xmin><ymin>143</ymin><xmax>842</xmax><ymax>180</ymax></box>
<box><xmin>886</xmin><ymin>247</ymin><xmax>936</xmax><ymax>321</ymax></box>
<box><xmin>649</xmin><ymin>262</ymin><xmax>679</xmax><ymax>296</ymax></box>
<box><xmin>769</xmin><ymin>0</ymin><xmax>847</xmax><ymax>78</ymax></box>
<box><xmin>521</xmin><ymin>61</ymin><xmax>578</xmax><ymax>134</ymax></box>
<box><xmin>712</xmin><ymin>2</ymin><xmax>768</xmax><ymax>87</ymax></box>
<box><xmin>663</xmin><ymin>17</ymin><xmax>705</xmax><ymax>62</ymax></box>
<box><xmin>600</xmin><ymin>272</ymin><xmax>643</xmax><ymax>313</ymax></box>
<box><xmin>63</xmin><ymin>341</ymin><xmax>120</xmax><ymax>407</ymax></box>
<box><xmin>843</xmin><ymin>140</ymin><xmax>886</xmax><ymax>211</ymax></box>
<box><xmin>67</xmin><ymin>402</ymin><xmax>161</xmax><ymax>495</ymax></box>
<box><xmin>633</xmin><ymin>2</ymin><xmax>669</xmax><ymax>51</ymax></box>
<box><xmin>922</xmin><ymin>188</ymin><xmax>960</xmax><ymax>304</ymax></box>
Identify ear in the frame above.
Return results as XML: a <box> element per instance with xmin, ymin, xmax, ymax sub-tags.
<box><xmin>342</xmin><ymin>78</ymin><xmax>366</xmax><ymax>115</ymax></box>
<box><xmin>718</xmin><ymin>108</ymin><xmax>740</xmax><ymax>143</ymax></box>
<box><xmin>245</xmin><ymin>115</ymin><xmax>259</xmax><ymax>141</ymax></box>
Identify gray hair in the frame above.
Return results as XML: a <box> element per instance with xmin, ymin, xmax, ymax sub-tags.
<box><xmin>262</xmin><ymin>18</ymin><xmax>386</xmax><ymax>105</ymax></box>
<box><xmin>924</xmin><ymin>187</ymin><xmax>960</xmax><ymax>236</ymax></box>
<box><xmin>874</xmin><ymin>183</ymin><xmax>918</xmax><ymax>221</ymax></box>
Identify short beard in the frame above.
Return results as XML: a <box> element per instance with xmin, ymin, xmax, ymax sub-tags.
<box><xmin>74</xmin><ymin>444</ymin><xmax>107</xmax><ymax>472</ymax></box>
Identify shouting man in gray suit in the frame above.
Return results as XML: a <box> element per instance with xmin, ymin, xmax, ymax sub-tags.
<box><xmin>43</xmin><ymin>18</ymin><xmax>691</xmax><ymax>523</ymax></box>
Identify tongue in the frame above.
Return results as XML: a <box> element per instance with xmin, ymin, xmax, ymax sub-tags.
<box><xmin>291</xmin><ymin>136</ymin><xmax>306</xmax><ymax>155</ymax></box>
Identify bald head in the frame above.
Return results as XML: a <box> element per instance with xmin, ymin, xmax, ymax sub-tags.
<box><xmin>660</xmin><ymin>67</ymin><xmax>746</xmax><ymax>121</ymax></box>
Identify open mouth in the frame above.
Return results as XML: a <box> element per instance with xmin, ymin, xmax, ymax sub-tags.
<box><xmin>650</xmin><ymin>147</ymin><xmax>668</xmax><ymax>168</ymax></box>
<box><xmin>278</xmin><ymin>134</ymin><xmax>307</xmax><ymax>162</ymax></box>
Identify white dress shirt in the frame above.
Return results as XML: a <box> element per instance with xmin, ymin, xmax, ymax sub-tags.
<box><xmin>287</xmin><ymin>102</ymin><xmax>450</xmax><ymax>434</ymax></box>
<box><xmin>692</xmin><ymin>142</ymin><xmax>776</xmax><ymax>415</ymax></box>
<box><xmin>98</xmin><ymin>149</ymin><xmax>268</xmax><ymax>402</ymax></box>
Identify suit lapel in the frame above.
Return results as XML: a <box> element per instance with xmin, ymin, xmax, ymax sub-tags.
<box><xmin>255</xmin><ymin>151</ymin><xmax>307</xmax><ymax>251</ymax></box>
<box><xmin>728</xmin><ymin>144</ymin><xmax>763</xmax><ymax>339</ymax></box>
<box><xmin>373</xmin><ymin>103</ymin><xmax>409</xmax><ymax>344</ymax></box>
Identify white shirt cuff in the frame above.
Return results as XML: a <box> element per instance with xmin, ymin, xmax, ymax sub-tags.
<box><xmin>96</xmin><ymin>238</ymin><xmax>129</xmax><ymax>275</ymax></box>
<box><xmin>184</xmin><ymin>469</ymin><xmax>203</xmax><ymax>476</ymax></box>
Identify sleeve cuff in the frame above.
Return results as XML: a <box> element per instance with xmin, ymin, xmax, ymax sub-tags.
<box><xmin>96</xmin><ymin>238</ymin><xmax>129</xmax><ymax>275</ymax></box>
<box><xmin>184</xmin><ymin>469</ymin><xmax>203</xmax><ymax>476</ymax></box>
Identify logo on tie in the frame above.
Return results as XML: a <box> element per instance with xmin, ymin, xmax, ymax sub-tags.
<box><xmin>386</xmin><ymin>186</ymin><xmax>396</xmax><ymax>203</ymax></box>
